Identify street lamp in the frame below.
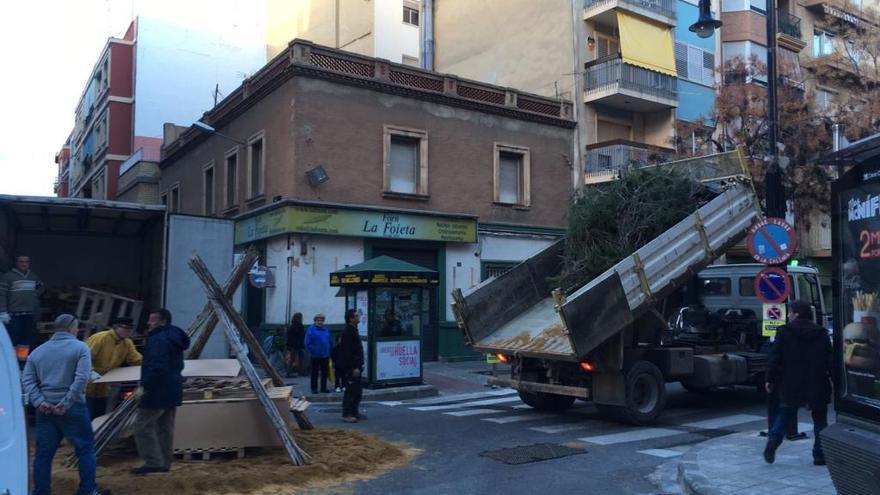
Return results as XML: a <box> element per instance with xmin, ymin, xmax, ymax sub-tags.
<box><xmin>690</xmin><ymin>0</ymin><xmax>785</xmax><ymax>219</ymax></box>
<box><xmin>689</xmin><ymin>0</ymin><xmax>722</xmax><ymax>39</ymax></box>
<box><xmin>194</xmin><ymin>120</ymin><xmax>246</xmax><ymax>146</ymax></box>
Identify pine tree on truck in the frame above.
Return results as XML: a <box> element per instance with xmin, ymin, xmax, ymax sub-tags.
<box><xmin>451</xmin><ymin>154</ymin><xmax>820</xmax><ymax>425</ymax></box>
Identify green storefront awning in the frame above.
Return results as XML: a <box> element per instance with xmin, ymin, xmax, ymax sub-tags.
<box><xmin>330</xmin><ymin>256</ymin><xmax>439</xmax><ymax>287</ymax></box>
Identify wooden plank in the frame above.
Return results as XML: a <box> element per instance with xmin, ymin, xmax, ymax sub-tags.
<box><xmin>187</xmin><ymin>247</ymin><xmax>259</xmax><ymax>358</ymax></box>
<box><xmin>189</xmin><ymin>255</ymin><xmax>309</xmax><ymax>465</ymax></box>
<box><xmin>93</xmin><ymin>359</ymin><xmax>241</xmax><ymax>384</ymax></box>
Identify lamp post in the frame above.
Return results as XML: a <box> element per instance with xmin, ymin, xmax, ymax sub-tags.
<box><xmin>194</xmin><ymin>121</ymin><xmax>246</xmax><ymax>146</ymax></box>
<box><xmin>691</xmin><ymin>0</ymin><xmax>786</xmax><ymax>219</ymax></box>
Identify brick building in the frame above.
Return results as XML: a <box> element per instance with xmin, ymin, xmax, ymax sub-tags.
<box><xmin>159</xmin><ymin>40</ymin><xmax>575</xmax><ymax>360</ymax></box>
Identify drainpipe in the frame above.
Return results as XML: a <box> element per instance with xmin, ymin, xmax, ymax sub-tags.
<box><xmin>421</xmin><ymin>0</ymin><xmax>434</xmax><ymax>70</ymax></box>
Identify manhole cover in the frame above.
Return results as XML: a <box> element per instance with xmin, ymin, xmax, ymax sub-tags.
<box><xmin>480</xmin><ymin>443</ymin><xmax>587</xmax><ymax>465</ymax></box>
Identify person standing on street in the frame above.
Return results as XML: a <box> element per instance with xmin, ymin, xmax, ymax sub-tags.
<box><xmin>339</xmin><ymin>309</ymin><xmax>365</xmax><ymax>423</ymax></box>
<box><xmin>22</xmin><ymin>314</ymin><xmax>110</xmax><ymax>495</ymax></box>
<box><xmin>86</xmin><ymin>317</ymin><xmax>143</xmax><ymax>418</ymax></box>
<box><xmin>0</xmin><ymin>254</ymin><xmax>44</xmax><ymax>367</ymax></box>
<box><xmin>763</xmin><ymin>300</ymin><xmax>832</xmax><ymax>466</ymax></box>
<box><xmin>285</xmin><ymin>312</ymin><xmax>306</xmax><ymax>377</ymax></box>
<box><xmin>131</xmin><ymin>309</ymin><xmax>190</xmax><ymax>475</ymax></box>
<box><xmin>305</xmin><ymin>313</ymin><xmax>331</xmax><ymax>394</ymax></box>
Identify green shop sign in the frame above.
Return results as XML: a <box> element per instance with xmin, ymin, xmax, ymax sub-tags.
<box><xmin>235</xmin><ymin>205</ymin><xmax>477</xmax><ymax>244</ymax></box>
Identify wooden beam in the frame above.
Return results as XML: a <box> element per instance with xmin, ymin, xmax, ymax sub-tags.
<box><xmin>188</xmin><ymin>255</ymin><xmax>309</xmax><ymax>465</ymax></box>
<box><xmin>187</xmin><ymin>247</ymin><xmax>259</xmax><ymax>358</ymax></box>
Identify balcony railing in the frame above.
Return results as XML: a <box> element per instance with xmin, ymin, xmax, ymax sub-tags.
<box><xmin>778</xmin><ymin>12</ymin><xmax>802</xmax><ymax>39</ymax></box>
<box><xmin>585</xmin><ymin>56</ymin><xmax>677</xmax><ymax>103</ymax></box>
<box><xmin>585</xmin><ymin>0</ymin><xmax>676</xmax><ymax>20</ymax></box>
<box><xmin>585</xmin><ymin>139</ymin><xmax>673</xmax><ymax>174</ymax></box>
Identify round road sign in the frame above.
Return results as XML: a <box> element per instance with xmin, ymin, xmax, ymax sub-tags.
<box><xmin>754</xmin><ymin>266</ymin><xmax>791</xmax><ymax>304</ymax></box>
<box><xmin>748</xmin><ymin>218</ymin><xmax>797</xmax><ymax>265</ymax></box>
<box><xmin>248</xmin><ymin>266</ymin><xmax>274</xmax><ymax>289</ymax></box>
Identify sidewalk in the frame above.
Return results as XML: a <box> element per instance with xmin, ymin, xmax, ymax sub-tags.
<box><xmin>677</xmin><ymin>430</ymin><xmax>835</xmax><ymax>495</ymax></box>
<box><xmin>290</xmin><ymin>359</ymin><xmax>503</xmax><ymax>402</ymax></box>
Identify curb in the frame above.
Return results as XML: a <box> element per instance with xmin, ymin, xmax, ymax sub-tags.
<box><xmin>677</xmin><ymin>447</ymin><xmax>723</xmax><ymax>495</ymax></box>
<box><xmin>303</xmin><ymin>384</ymin><xmax>438</xmax><ymax>403</ymax></box>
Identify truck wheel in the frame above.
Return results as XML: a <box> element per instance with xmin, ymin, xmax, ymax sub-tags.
<box><xmin>620</xmin><ymin>361</ymin><xmax>666</xmax><ymax>426</ymax></box>
<box><xmin>517</xmin><ymin>390</ymin><xmax>576</xmax><ymax>412</ymax></box>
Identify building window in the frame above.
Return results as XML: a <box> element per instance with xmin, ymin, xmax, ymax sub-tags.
<box><xmin>169</xmin><ymin>184</ymin><xmax>180</xmax><ymax>213</ymax></box>
<box><xmin>596</xmin><ymin>35</ymin><xmax>620</xmax><ymax>59</ymax></box>
<box><xmin>160</xmin><ymin>191</ymin><xmax>168</xmax><ymax>207</ymax></box>
<box><xmin>813</xmin><ymin>30</ymin><xmax>835</xmax><ymax>58</ymax></box>
<box><xmin>493</xmin><ymin>144</ymin><xmax>530</xmax><ymax>207</ymax></box>
<box><xmin>403</xmin><ymin>3</ymin><xmax>419</xmax><ymax>26</ymax></box>
<box><xmin>225</xmin><ymin>150</ymin><xmax>238</xmax><ymax>208</ymax></box>
<box><xmin>247</xmin><ymin>133</ymin><xmax>265</xmax><ymax>199</ymax></box>
<box><xmin>481</xmin><ymin>261</ymin><xmax>518</xmax><ymax>281</ymax></box>
<box><xmin>816</xmin><ymin>88</ymin><xmax>836</xmax><ymax>114</ymax></box>
<box><xmin>384</xmin><ymin>127</ymin><xmax>428</xmax><ymax>197</ymax></box>
<box><xmin>203</xmin><ymin>163</ymin><xmax>215</xmax><ymax>215</ymax></box>
<box><xmin>675</xmin><ymin>42</ymin><xmax>715</xmax><ymax>87</ymax></box>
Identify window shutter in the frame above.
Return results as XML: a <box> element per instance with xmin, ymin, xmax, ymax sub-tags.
<box><xmin>675</xmin><ymin>42</ymin><xmax>688</xmax><ymax>78</ymax></box>
<box><xmin>688</xmin><ymin>46</ymin><xmax>703</xmax><ymax>82</ymax></box>
<box><xmin>598</xmin><ymin>38</ymin><xmax>609</xmax><ymax>59</ymax></box>
<box><xmin>702</xmin><ymin>51</ymin><xmax>715</xmax><ymax>85</ymax></box>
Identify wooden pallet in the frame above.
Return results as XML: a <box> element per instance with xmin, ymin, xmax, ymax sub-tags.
<box><xmin>76</xmin><ymin>287</ymin><xmax>143</xmax><ymax>335</ymax></box>
<box><xmin>176</xmin><ymin>447</ymin><xmax>246</xmax><ymax>461</ymax></box>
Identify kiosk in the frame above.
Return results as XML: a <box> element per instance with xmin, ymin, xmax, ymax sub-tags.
<box><xmin>330</xmin><ymin>256</ymin><xmax>438</xmax><ymax>388</ymax></box>
<box><xmin>822</xmin><ymin>133</ymin><xmax>880</xmax><ymax>493</ymax></box>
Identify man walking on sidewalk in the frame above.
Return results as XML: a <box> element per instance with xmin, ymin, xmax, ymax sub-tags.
<box><xmin>339</xmin><ymin>309</ymin><xmax>365</xmax><ymax>423</ymax></box>
<box><xmin>131</xmin><ymin>309</ymin><xmax>190</xmax><ymax>475</ymax></box>
<box><xmin>22</xmin><ymin>314</ymin><xmax>110</xmax><ymax>495</ymax></box>
<box><xmin>763</xmin><ymin>300</ymin><xmax>832</xmax><ymax>466</ymax></box>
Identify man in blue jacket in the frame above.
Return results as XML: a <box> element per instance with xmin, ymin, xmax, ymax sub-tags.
<box><xmin>305</xmin><ymin>313</ymin><xmax>331</xmax><ymax>394</ymax></box>
<box><xmin>131</xmin><ymin>309</ymin><xmax>190</xmax><ymax>475</ymax></box>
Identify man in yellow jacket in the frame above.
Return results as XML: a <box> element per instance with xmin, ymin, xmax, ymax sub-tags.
<box><xmin>86</xmin><ymin>317</ymin><xmax>142</xmax><ymax>418</ymax></box>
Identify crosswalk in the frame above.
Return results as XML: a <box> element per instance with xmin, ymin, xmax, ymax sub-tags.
<box><xmin>375</xmin><ymin>388</ymin><xmax>771</xmax><ymax>458</ymax></box>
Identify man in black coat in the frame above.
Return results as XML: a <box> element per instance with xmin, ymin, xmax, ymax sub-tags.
<box><xmin>131</xmin><ymin>309</ymin><xmax>191</xmax><ymax>475</ymax></box>
<box><xmin>339</xmin><ymin>309</ymin><xmax>365</xmax><ymax>423</ymax></box>
<box><xmin>763</xmin><ymin>300</ymin><xmax>832</xmax><ymax>465</ymax></box>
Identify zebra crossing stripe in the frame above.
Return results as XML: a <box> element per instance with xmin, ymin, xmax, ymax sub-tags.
<box><xmin>410</xmin><ymin>396</ymin><xmax>522</xmax><ymax>412</ymax></box>
<box><xmin>400</xmin><ymin>388</ymin><xmax>516</xmax><ymax>406</ymax></box>
<box><xmin>481</xmin><ymin>413</ymin><xmax>559</xmax><ymax>424</ymax></box>
<box><xmin>637</xmin><ymin>448</ymin><xmax>688</xmax><ymax>458</ymax></box>
<box><xmin>443</xmin><ymin>408</ymin><xmax>507</xmax><ymax>417</ymax></box>
<box><xmin>681</xmin><ymin>414</ymin><xmax>764</xmax><ymax>430</ymax></box>
<box><xmin>578</xmin><ymin>428</ymin><xmax>683</xmax><ymax>445</ymax></box>
<box><xmin>529</xmin><ymin>422</ymin><xmax>599</xmax><ymax>434</ymax></box>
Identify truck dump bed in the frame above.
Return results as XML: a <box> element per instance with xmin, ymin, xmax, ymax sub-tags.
<box><xmin>452</xmin><ymin>181</ymin><xmax>760</xmax><ymax>361</ymax></box>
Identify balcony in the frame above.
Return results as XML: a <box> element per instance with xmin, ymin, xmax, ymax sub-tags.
<box><xmin>584</xmin><ymin>0</ymin><xmax>676</xmax><ymax>27</ymax></box>
<box><xmin>584</xmin><ymin>139</ymin><xmax>673</xmax><ymax>181</ymax></box>
<box><xmin>800</xmin><ymin>0</ymin><xmax>874</xmax><ymax>30</ymax></box>
<box><xmin>584</xmin><ymin>56</ymin><xmax>677</xmax><ymax>111</ymax></box>
<box><xmin>777</xmin><ymin>12</ymin><xmax>807</xmax><ymax>52</ymax></box>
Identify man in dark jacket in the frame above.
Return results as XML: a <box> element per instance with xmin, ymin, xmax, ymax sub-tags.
<box><xmin>339</xmin><ymin>309</ymin><xmax>365</xmax><ymax>423</ymax></box>
<box><xmin>131</xmin><ymin>309</ymin><xmax>190</xmax><ymax>475</ymax></box>
<box><xmin>763</xmin><ymin>300</ymin><xmax>832</xmax><ymax>466</ymax></box>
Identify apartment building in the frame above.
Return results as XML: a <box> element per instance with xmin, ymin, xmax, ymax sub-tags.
<box><xmin>56</xmin><ymin>15</ymin><xmax>265</xmax><ymax>201</ymax></box>
<box><xmin>158</xmin><ymin>40</ymin><xmax>575</xmax><ymax>361</ymax></box>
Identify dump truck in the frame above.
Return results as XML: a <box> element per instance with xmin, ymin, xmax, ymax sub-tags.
<box><xmin>0</xmin><ymin>195</ymin><xmax>234</xmax><ymax>358</ymax></box>
<box><xmin>452</xmin><ymin>179</ymin><xmax>801</xmax><ymax>425</ymax></box>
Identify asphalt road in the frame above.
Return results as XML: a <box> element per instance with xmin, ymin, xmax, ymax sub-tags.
<box><xmin>308</xmin><ymin>383</ymin><xmax>772</xmax><ymax>495</ymax></box>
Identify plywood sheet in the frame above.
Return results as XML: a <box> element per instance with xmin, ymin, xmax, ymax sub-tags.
<box><xmin>93</xmin><ymin>359</ymin><xmax>242</xmax><ymax>384</ymax></box>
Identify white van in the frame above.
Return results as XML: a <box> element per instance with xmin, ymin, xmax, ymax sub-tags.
<box><xmin>0</xmin><ymin>322</ymin><xmax>28</xmax><ymax>495</ymax></box>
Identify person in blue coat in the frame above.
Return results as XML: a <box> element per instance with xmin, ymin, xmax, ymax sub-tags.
<box><xmin>131</xmin><ymin>309</ymin><xmax>190</xmax><ymax>475</ymax></box>
<box><xmin>305</xmin><ymin>313</ymin><xmax>331</xmax><ymax>394</ymax></box>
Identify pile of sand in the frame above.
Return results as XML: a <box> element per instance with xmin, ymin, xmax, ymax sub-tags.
<box><xmin>52</xmin><ymin>428</ymin><xmax>417</xmax><ymax>494</ymax></box>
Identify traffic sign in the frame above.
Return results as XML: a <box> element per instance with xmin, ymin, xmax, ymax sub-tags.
<box><xmin>748</xmin><ymin>218</ymin><xmax>797</xmax><ymax>265</ymax></box>
<box><xmin>754</xmin><ymin>266</ymin><xmax>791</xmax><ymax>304</ymax></box>
<box><xmin>248</xmin><ymin>266</ymin><xmax>274</xmax><ymax>289</ymax></box>
<box><xmin>762</xmin><ymin>303</ymin><xmax>787</xmax><ymax>338</ymax></box>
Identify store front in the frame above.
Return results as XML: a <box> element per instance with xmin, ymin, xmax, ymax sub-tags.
<box><xmin>330</xmin><ymin>256</ymin><xmax>438</xmax><ymax>386</ymax></box>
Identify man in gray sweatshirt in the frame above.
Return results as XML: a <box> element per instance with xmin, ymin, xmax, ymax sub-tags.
<box><xmin>0</xmin><ymin>254</ymin><xmax>44</xmax><ymax>366</ymax></box>
<box><xmin>22</xmin><ymin>314</ymin><xmax>109</xmax><ymax>495</ymax></box>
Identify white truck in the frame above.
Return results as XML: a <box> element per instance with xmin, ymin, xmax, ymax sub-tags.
<box><xmin>452</xmin><ymin>180</ymin><xmax>826</xmax><ymax>425</ymax></box>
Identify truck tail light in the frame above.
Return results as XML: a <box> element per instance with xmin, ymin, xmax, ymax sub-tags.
<box><xmin>579</xmin><ymin>361</ymin><xmax>594</xmax><ymax>372</ymax></box>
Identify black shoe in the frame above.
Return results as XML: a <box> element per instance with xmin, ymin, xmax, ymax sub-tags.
<box><xmin>763</xmin><ymin>439</ymin><xmax>780</xmax><ymax>464</ymax></box>
<box><xmin>759</xmin><ymin>430</ymin><xmax>769</xmax><ymax>437</ymax></box>
<box><xmin>786</xmin><ymin>432</ymin><xmax>809</xmax><ymax>441</ymax></box>
<box><xmin>130</xmin><ymin>465</ymin><xmax>168</xmax><ymax>475</ymax></box>
<box><xmin>814</xmin><ymin>456</ymin><xmax>826</xmax><ymax>466</ymax></box>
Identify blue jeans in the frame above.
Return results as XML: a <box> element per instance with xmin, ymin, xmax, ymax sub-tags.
<box><xmin>769</xmin><ymin>403</ymin><xmax>828</xmax><ymax>458</ymax></box>
<box><xmin>33</xmin><ymin>402</ymin><xmax>96</xmax><ymax>495</ymax></box>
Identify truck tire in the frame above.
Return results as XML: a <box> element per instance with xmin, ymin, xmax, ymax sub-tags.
<box><xmin>517</xmin><ymin>390</ymin><xmax>576</xmax><ymax>412</ymax></box>
<box><xmin>620</xmin><ymin>361</ymin><xmax>666</xmax><ymax>426</ymax></box>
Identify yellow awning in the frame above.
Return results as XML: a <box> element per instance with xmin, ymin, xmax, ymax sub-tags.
<box><xmin>616</xmin><ymin>12</ymin><xmax>677</xmax><ymax>77</ymax></box>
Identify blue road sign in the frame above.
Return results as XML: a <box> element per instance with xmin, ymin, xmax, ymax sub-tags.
<box><xmin>754</xmin><ymin>266</ymin><xmax>791</xmax><ymax>304</ymax></box>
<box><xmin>748</xmin><ymin>218</ymin><xmax>797</xmax><ymax>265</ymax></box>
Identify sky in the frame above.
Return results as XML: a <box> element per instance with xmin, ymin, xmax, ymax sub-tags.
<box><xmin>0</xmin><ymin>0</ymin><xmax>257</xmax><ymax>197</ymax></box>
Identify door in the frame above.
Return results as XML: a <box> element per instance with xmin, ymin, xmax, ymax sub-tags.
<box><xmin>164</xmin><ymin>214</ymin><xmax>234</xmax><ymax>358</ymax></box>
<box><xmin>0</xmin><ymin>324</ymin><xmax>27</xmax><ymax>495</ymax></box>
<box><xmin>371</xmin><ymin>247</ymin><xmax>439</xmax><ymax>361</ymax></box>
